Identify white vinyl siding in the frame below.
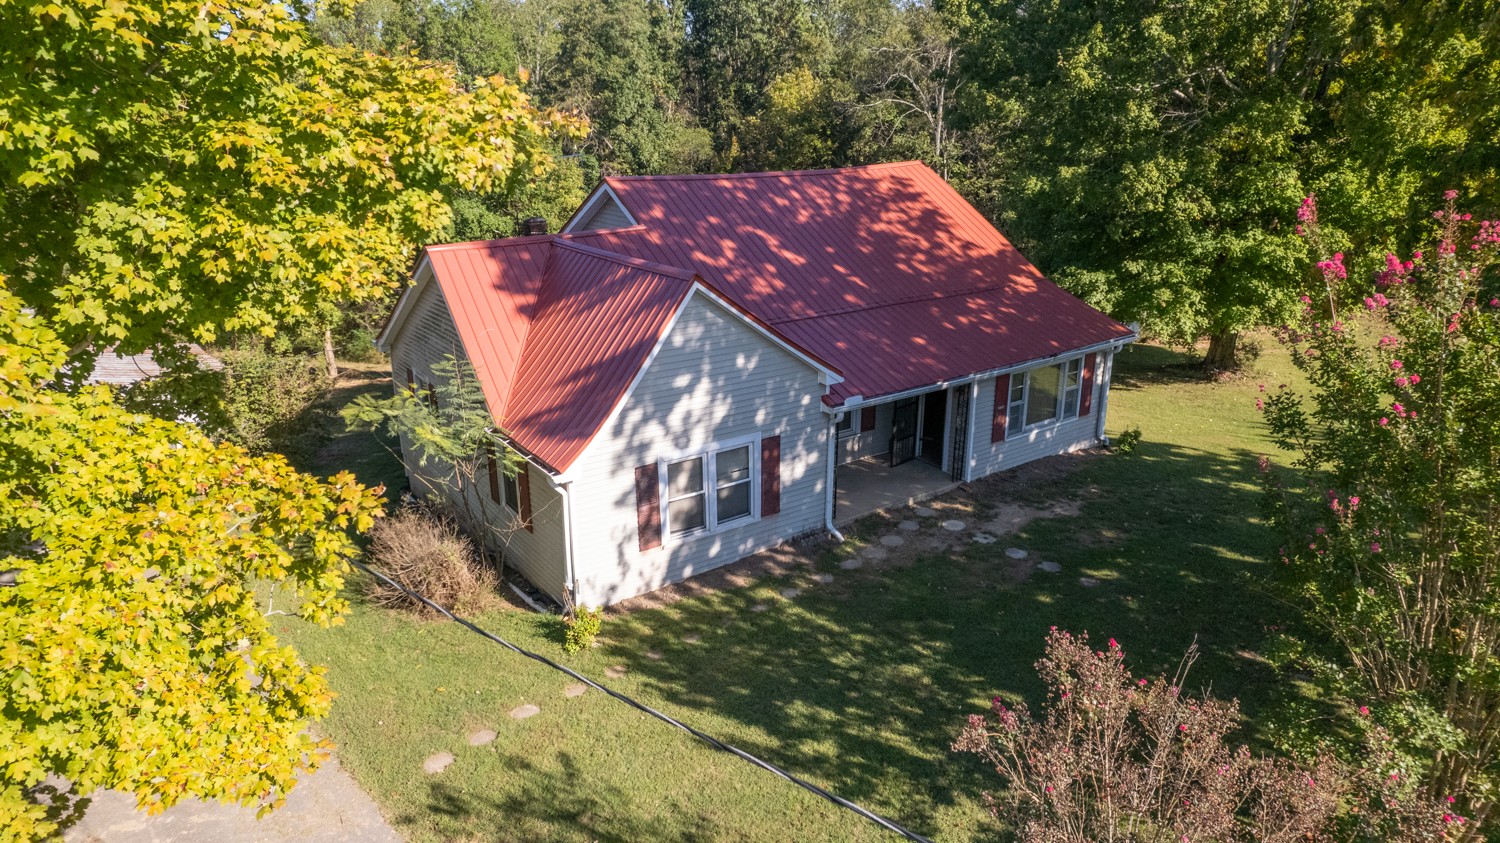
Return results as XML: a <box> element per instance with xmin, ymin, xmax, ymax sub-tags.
<box><xmin>566</xmin><ymin>293</ymin><xmax>829</xmax><ymax>607</ymax></box>
<box><xmin>386</xmin><ymin>276</ymin><xmax>568</xmax><ymax>600</ymax></box>
<box><xmin>969</xmin><ymin>352</ymin><xmax>1114</xmax><ymax>479</ymax></box>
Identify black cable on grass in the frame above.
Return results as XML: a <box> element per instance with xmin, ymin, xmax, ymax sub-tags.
<box><xmin>348</xmin><ymin>558</ymin><xmax>936</xmax><ymax>843</ymax></box>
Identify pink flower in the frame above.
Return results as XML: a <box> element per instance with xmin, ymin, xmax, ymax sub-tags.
<box><xmin>1359</xmin><ymin>706</ymin><xmax>1370</xmax><ymax>716</ymax></box>
<box><xmin>1491</xmin><ymin>299</ymin><xmax>1499</xmax><ymax>307</ymax></box>
<box><xmin>1108</xmin><ymin>638</ymin><xmax>1119</xmax><ymax>650</ymax></box>
<box><xmin>1371</xmin><ymin>542</ymin><xmax>1381</xmax><ymax>553</ymax></box>
<box><xmin>1349</xmin><ymin>496</ymin><xmax>1359</xmax><ymax>507</ymax></box>
<box><xmin>1394</xmin><ymin>376</ymin><xmax>1410</xmax><ymax>388</ymax></box>
<box><xmin>1045</xmin><ymin>785</ymin><xmax>1053</xmax><ymax>793</ymax></box>
<box><xmin>1379</xmin><ymin>417</ymin><xmax>1389</xmax><ymax>427</ymax></box>
<box><xmin>1392</xmin><ymin>402</ymin><xmax>1405</xmax><ymax>415</ymax></box>
<box><xmin>1444</xmin><ymin>189</ymin><xmax>1459</xmax><ymax>200</ymax></box>
<box><xmin>1447</xmin><ymin>797</ymin><xmax>1457</xmax><ymax>804</ymax></box>
<box><xmin>1179</xmin><ymin>724</ymin><xmax>1188</xmax><ymax>732</ymax></box>
<box><xmin>1390</xmin><ymin>360</ymin><xmax>1403</xmax><ymax>370</ymax></box>
<box><xmin>1409</xmin><ymin>374</ymin><xmax>1421</xmax><ymax>384</ymax></box>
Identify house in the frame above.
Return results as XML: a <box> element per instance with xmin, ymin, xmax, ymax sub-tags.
<box><xmin>86</xmin><ymin>344</ymin><xmax>223</xmax><ymax>386</ymax></box>
<box><xmin>377</xmin><ymin>161</ymin><xmax>1136</xmax><ymax>607</ymax></box>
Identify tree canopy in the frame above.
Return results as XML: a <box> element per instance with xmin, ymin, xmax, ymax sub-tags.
<box><xmin>0</xmin><ymin>0</ymin><xmax>573</xmax><ymax>836</ymax></box>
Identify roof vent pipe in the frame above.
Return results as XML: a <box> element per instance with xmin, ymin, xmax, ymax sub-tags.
<box><xmin>522</xmin><ymin>216</ymin><xmax>548</xmax><ymax>236</ymax></box>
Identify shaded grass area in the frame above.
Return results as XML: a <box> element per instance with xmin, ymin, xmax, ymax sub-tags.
<box><xmin>273</xmin><ymin>338</ymin><xmax>1307</xmax><ymax>842</ymax></box>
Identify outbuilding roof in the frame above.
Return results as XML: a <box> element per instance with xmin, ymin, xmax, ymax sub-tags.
<box><xmin>381</xmin><ymin>161</ymin><xmax>1131</xmax><ymax>472</ymax></box>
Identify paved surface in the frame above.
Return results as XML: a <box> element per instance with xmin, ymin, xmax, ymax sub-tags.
<box><xmin>63</xmin><ymin>754</ymin><xmax>401</xmax><ymax>843</ymax></box>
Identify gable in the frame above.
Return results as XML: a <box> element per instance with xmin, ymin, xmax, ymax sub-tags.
<box><xmin>563</xmin><ymin>184</ymin><xmax>636</xmax><ymax>233</ymax></box>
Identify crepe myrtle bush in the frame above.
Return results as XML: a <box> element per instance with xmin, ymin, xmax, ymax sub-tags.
<box><xmin>953</xmin><ymin>630</ymin><xmax>1450</xmax><ymax>843</ymax></box>
<box><xmin>1260</xmin><ymin>193</ymin><xmax>1500</xmax><ymax>837</ymax></box>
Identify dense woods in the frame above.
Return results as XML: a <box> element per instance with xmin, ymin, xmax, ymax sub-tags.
<box><xmin>310</xmin><ymin>0</ymin><xmax>1497</xmax><ymax>364</ymax></box>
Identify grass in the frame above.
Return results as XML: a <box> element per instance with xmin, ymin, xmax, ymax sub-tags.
<box><xmin>269</xmin><ymin>339</ymin><xmax>1310</xmax><ymax>842</ymax></box>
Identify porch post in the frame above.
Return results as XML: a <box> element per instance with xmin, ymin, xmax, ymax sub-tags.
<box><xmin>964</xmin><ymin>380</ymin><xmax>979</xmax><ymax>482</ymax></box>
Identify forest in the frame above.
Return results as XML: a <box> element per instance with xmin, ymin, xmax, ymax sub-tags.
<box><xmin>309</xmin><ymin>0</ymin><xmax>1497</xmax><ymax>365</ymax></box>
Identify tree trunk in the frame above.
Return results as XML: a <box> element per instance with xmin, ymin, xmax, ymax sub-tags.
<box><xmin>1203</xmin><ymin>331</ymin><xmax>1239</xmax><ymax>371</ymax></box>
<box><xmin>322</xmin><ymin>327</ymin><xmax>339</xmax><ymax>381</ymax></box>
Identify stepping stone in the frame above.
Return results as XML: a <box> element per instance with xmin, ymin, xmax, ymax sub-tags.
<box><xmin>1005</xmin><ymin>547</ymin><xmax>1029</xmax><ymax>560</ymax></box>
<box><xmin>1038</xmin><ymin>561</ymin><xmax>1062</xmax><ymax>573</ymax></box>
<box><xmin>816</xmin><ymin>573</ymin><xmax>834</xmax><ymax>584</ymax></box>
<box><xmin>422</xmin><ymin>752</ymin><xmax>455</xmax><ymax>775</ymax></box>
<box><xmin>682</xmin><ymin>634</ymin><xmax>701</xmax><ymax>644</ymax></box>
<box><xmin>563</xmin><ymin>682</ymin><xmax>588</xmax><ymax>698</ymax></box>
<box><xmin>861</xmin><ymin>545</ymin><xmax>888</xmax><ymax>559</ymax></box>
<box><xmin>880</xmin><ymin>534</ymin><xmax>906</xmax><ymax>547</ymax></box>
<box><xmin>751</xmin><ymin>603</ymin><xmax>770</xmax><ymax>612</ymax></box>
<box><xmin>645</xmin><ymin>650</ymin><xmax>663</xmax><ymax>660</ymax></box>
<box><xmin>1078</xmin><ymin>576</ymin><xmax>1100</xmax><ymax>588</ymax></box>
<box><xmin>468</xmin><ymin>729</ymin><xmax>497</xmax><ymax>747</ymax></box>
<box><xmin>971</xmin><ymin>532</ymin><xmax>998</xmax><ymax>544</ymax></box>
<box><xmin>941</xmin><ymin>519</ymin><xmax>967</xmax><ymax>532</ymax></box>
<box><xmin>898</xmin><ymin>520</ymin><xmax>921</xmax><ymax>532</ymax></box>
<box><xmin>913</xmin><ymin>507</ymin><xmax>937</xmax><ymax>517</ymax></box>
<box><xmin>509</xmin><ymin>704</ymin><xmax>540</xmax><ymax>720</ymax></box>
<box><xmin>780</xmin><ymin>588</ymin><xmax>801</xmax><ymax>599</ymax></box>
<box><xmin>840</xmin><ymin>557</ymin><xmax>864</xmax><ymax>570</ymax></box>
<box><xmin>604</xmin><ymin>665</ymin><xmax>627</xmax><ymax>678</ymax></box>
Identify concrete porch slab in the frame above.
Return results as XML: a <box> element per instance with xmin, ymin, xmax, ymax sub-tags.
<box><xmin>834</xmin><ymin>457</ymin><xmax>958</xmax><ymax>525</ymax></box>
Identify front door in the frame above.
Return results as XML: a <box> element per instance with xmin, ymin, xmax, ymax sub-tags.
<box><xmin>889</xmin><ymin>397</ymin><xmax>919</xmax><ymax>466</ymax></box>
<box><xmin>919</xmin><ymin>389</ymin><xmax>947</xmax><ymax>467</ymax></box>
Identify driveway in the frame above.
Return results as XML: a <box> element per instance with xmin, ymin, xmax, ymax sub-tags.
<box><xmin>63</xmin><ymin>754</ymin><xmax>401</xmax><ymax>843</ymax></box>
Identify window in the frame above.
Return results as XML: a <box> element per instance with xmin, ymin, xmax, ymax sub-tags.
<box><xmin>715</xmin><ymin>445</ymin><xmax>753</xmax><ymax>523</ymax></box>
<box><xmin>665</xmin><ymin>457</ymin><xmax>707</xmax><ymax>536</ymax></box>
<box><xmin>661</xmin><ymin>438</ymin><xmax>759</xmax><ymax>538</ymax></box>
<box><xmin>1006</xmin><ymin>373</ymin><xmax>1027</xmax><ymax>433</ymax></box>
<box><xmin>1061</xmin><ymin>358</ymin><xmax>1083</xmax><ymax>418</ymax></box>
<box><xmin>499</xmin><ymin>464</ymin><xmax>519</xmax><ymax>513</ymax></box>
<box><xmin>1026</xmin><ymin>363</ymin><xmax>1062</xmax><ymax>427</ymax></box>
<box><xmin>835</xmin><ymin>411</ymin><xmax>854</xmax><ymax>437</ymax></box>
<box><xmin>1007</xmin><ymin>357</ymin><xmax>1085</xmax><ymax>435</ymax></box>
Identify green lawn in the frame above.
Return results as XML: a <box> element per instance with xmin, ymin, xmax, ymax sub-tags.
<box><xmin>270</xmin><ymin>340</ymin><xmax>1307</xmax><ymax>842</ymax></box>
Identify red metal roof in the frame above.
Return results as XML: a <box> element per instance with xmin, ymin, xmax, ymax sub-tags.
<box><xmin>406</xmin><ymin>161</ymin><xmax>1131</xmax><ymax>472</ymax></box>
<box><xmin>574</xmin><ymin>161</ymin><xmax>1133</xmax><ymax>402</ymax></box>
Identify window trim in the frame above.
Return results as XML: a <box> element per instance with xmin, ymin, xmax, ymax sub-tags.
<box><xmin>657</xmin><ymin>433</ymin><xmax>762</xmax><ymax>541</ymax></box>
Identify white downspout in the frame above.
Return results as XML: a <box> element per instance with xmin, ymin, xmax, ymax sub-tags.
<box><xmin>1094</xmin><ymin>350</ymin><xmax>1116</xmax><ymax>444</ymax></box>
<box><xmin>824</xmin><ymin>414</ymin><xmax>844</xmax><ymax>542</ymax></box>
<box><xmin>557</xmin><ymin>479</ymin><xmax>581</xmax><ymax>606</ymax></box>
<box><xmin>964</xmin><ymin>380</ymin><xmax>979</xmax><ymax>482</ymax></box>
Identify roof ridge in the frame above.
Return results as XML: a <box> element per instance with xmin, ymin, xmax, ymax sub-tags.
<box><xmin>767</xmin><ymin>279</ymin><xmax>1030</xmax><ymax>326</ymax></box>
<box><xmin>549</xmin><ymin>238</ymin><xmax>697</xmax><ymax>281</ymax></box>
<box><xmin>606</xmin><ymin>160</ymin><xmax>925</xmax><ymax>183</ymax></box>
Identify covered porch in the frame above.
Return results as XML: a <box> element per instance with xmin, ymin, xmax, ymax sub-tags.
<box><xmin>834</xmin><ymin>457</ymin><xmax>959</xmax><ymax>525</ymax></box>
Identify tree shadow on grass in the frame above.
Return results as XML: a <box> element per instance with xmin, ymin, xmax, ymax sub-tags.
<box><xmin>402</xmin><ymin>751</ymin><xmax>725</xmax><ymax>843</ymax></box>
<box><xmin>590</xmin><ymin>439</ymin><xmax>1313</xmax><ymax>841</ymax></box>
<box><xmin>1110</xmin><ymin>343</ymin><xmax>1213</xmax><ymax>389</ymax></box>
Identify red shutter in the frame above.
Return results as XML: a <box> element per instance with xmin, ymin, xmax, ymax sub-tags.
<box><xmin>760</xmin><ymin>435</ymin><xmax>781</xmax><ymax>516</ymax></box>
<box><xmin>1079</xmin><ymin>353</ymin><xmax>1098</xmax><ymax>416</ymax></box>
<box><xmin>518</xmin><ymin>464</ymin><xmax>533</xmax><ymax>532</ymax></box>
<box><xmin>860</xmin><ymin>406</ymin><xmax>876</xmax><ymax>431</ymax></box>
<box><xmin>992</xmin><ymin>373</ymin><xmax>1011</xmax><ymax>442</ymax></box>
<box><xmin>486</xmin><ymin>446</ymin><xmax>500</xmax><ymax>503</ymax></box>
<box><xmin>634</xmin><ymin>464</ymin><xmax>661</xmax><ymax>550</ymax></box>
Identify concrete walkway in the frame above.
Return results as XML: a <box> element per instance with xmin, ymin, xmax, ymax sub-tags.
<box><xmin>63</xmin><ymin>754</ymin><xmax>401</xmax><ymax>843</ymax></box>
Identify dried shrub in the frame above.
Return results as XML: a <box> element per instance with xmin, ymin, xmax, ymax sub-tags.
<box><xmin>364</xmin><ymin>505</ymin><xmax>498</xmax><ymax>617</ymax></box>
<box><xmin>954</xmin><ymin>630</ymin><xmax>1449</xmax><ymax>843</ymax></box>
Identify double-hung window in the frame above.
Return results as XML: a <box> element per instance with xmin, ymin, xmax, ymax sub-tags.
<box><xmin>835</xmin><ymin>411</ymin><xmax>854</xmax><ymax>437</ymax></box>
<box><xmin>1007</xmin><ymin>357</ymin><xmax>1085</xmax><ymax>434</ymax></box>
<box><xmin>1061</xmin><ymin>358</ymin><xmax>1083</xmax><ymax>418</ymax></box>
<box><xmin>662</xmin><ymin>439</ymin><xmax>757</xmax><ymax>538</ymax></box>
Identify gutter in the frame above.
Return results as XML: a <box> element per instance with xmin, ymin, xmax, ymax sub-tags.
<box><xmin>820</xmin><ymin>333</ymin><xmax>1139</xmax><ymax>414</ymax></box>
